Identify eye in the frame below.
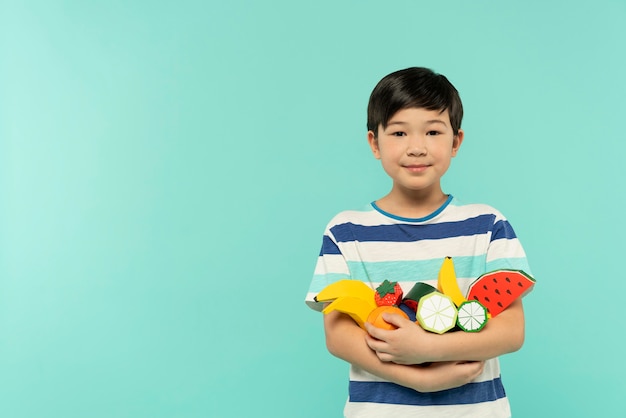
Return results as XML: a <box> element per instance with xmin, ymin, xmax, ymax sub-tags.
<box><xmin>391</xmin><ymin>131</ymin><xmax>406</xmax><ymax>137</ymax></box>
<box><xmin>426</xmin><ymin>130</ymin><xmax>441</xmax><ymax>136</ymax></box>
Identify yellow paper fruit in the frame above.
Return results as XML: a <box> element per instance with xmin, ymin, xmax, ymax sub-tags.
<box><xmin>322</xmin><ymin>296</ymin><xmax>376</xmax><ymax>329</ymax></box>
<box><xmin>315</xmin><ymin>279</ymin><xmax>376</xmax><ymax>306</ymax></box>
<box><xmin>437</xmin><ymin>257</ymin><xmax>467</xmax><ymax>308</ymax></box>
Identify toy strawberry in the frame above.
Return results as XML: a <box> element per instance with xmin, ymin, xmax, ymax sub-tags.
<box><xmin>374</xmin><ymin>280</ymin><xmax>403</xmax><ymax>307</ymax></box>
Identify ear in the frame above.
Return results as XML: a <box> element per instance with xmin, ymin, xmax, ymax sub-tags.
<box><xmin>368</xmin><ymin>130</ymin><xmax>381</xmax><ymax>159</ymax></box>
<box><xmin>451</xmin><ymin>129</ymin><xmax>464</xmax><ymax>157</ymax></box>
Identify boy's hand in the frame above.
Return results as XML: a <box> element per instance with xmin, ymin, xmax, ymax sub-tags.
<box><xmin>417</xmin><ymin>361</ymin><xmax>486</xmax><ymax>392</ymax></box>
<box><xmin>364</xmin><ymin>312</ymin><xmax>435</xmax><ymax>365</ymax></box>
<box><xmin>366</xmin><ymin>299</ymin><xmax>525</xmax><ymax>364</ymax></box>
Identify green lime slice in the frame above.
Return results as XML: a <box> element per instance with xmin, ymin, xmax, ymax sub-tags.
<box><xmin>416</xmin><ymin>292</ymin><xmax>458</xmax><ymax>334</ymax></box>
<box><xmin>456</xmin><ymin>300</ymin><xmax>488</xmax><ymax>332</ymax></box>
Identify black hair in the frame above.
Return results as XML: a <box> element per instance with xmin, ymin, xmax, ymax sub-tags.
<box><xmin>367</xmin><ymin>67</ymin><xmax>463</xmax><ymax>137</ymax></box>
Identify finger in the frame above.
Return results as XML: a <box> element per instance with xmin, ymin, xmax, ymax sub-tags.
<box><xmin>477</xmin><ymin>361</ymin><xmax>486</xmax><ymax>375</ymax></box>
<box><xmin>364</xmin><ymin>321</ymin><xmax>392</xmax><ymax>342</ymax></box>
<box><xmin>375</xmin><ymin>350</ymin><xmax>393</xmax><ymax>363</ymax></box>
<box><xmin>381</xmin><ymin>312</ymin><xmax>411</xmax><ymax>327</ymax></box>
<box><xmin>463</xmin><ymin>361</ymin><xmax>485</xmax><ymax>379</ymax></box>
<box><xmin>364</xmin><ymin>333</ymin><xmax>379</xmax><ymax>350</ymax></box>
<box><xmin>364</xmin><ymin>333</ymin><xmax>389</xmax><ymax>353</ymax></box>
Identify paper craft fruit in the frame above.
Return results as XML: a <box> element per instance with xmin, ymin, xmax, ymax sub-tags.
<box><xmin>322</xmin><ymin>296</ymin><xmax>376</xmax><ymax>329</ymax></box>
<box><xmin>398</xmin><ymin>302</ymin><xmax>417</xmax><ymax>321</ymax></box>
<box><xmin>467</xmin><ymin>270</ymin><xmax>535</xmax><ymax>317</ymax></box>
<box><xmin>374</xmin><ymin>280</ymin><xmax>403</xmax><ymax>307</ymax></box>
<box><xmin>314</xmin><ymin>279</ymin><xmax>376</xmax><ymax>305</ymax></box>
<box><xmin>437</xmin><ymin>257</ymin><xmax>467</xmax><ymax>308</ymax></box>
<box><xmin>416</xmin><ymin>292</ymin><xmax>458</xmax><ymax>334</ymax></box>
<box><xmin>403</xmin><ymin>282</ymin><xmax>437</xmax><ymax>311</ymax></box>
<box><xmin>315</xmin><ymin>280</ymin><xmax>377</xmax><ymax>330</ymax></box>
<box><xmin>314</xmin><ymin>261</ymin><xmax>535</xmax><ymax>335</ymax></box>
<box><xmin>456</xmin><ymin>300</ymin><xmax>488</xmax><ymax>332</ymax></box>
<box><xmin>367</xmin><ymin>306</ymin><xmax>409</xmax><ymax>330</ymax></box>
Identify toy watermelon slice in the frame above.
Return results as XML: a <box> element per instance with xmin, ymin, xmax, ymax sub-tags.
<box><xmin>467</xmin><ymin>270</ymin><xmax>535</xmax><ymax>317</ymax></box>
<box><xmin>403</xmin><ymin>282</ymin><xmax>437</xmax><ymax>312</ymax></box>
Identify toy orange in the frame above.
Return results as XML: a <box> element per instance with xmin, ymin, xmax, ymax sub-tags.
<box><xmin>367</xmin><ymin>306</ymin><xmax>409</xmax><ymax>330</ymax></box>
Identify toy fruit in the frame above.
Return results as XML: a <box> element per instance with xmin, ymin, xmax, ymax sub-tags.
<box><xmin>403</xmin><ymin>282</ymin><xmax>437</xmax><ymax>311</ymax></box>
<box><xmin>416</xmin><ymin>292</ymin><xmax>458</xmax><ymax>334</ymax></box>
<box><xmin>367</xmin><ymin>306</ymin><xmax>409</xmax><ymax>330</ymax></box>
<box><xmin>323</xmin><ymin>296</ymin><xmax>376</xmax><ymax>330</ymax></box>
<box><xmin>467</xmin><ymin>270</ymin><xmax>535</xmax><ymax>317</ymax></box>
<box><xmin>398</xmin><ymin>302</ymin><xmax>417</xmax><ymax>321</ymax></box>
<box><xmin>314</xmin><ymin>279</ymin><xmax>376</xmax><ymax>306</ymax></box>
<box><xmin>315</xmin><ymin>261</ymin><xmax>535</xmax><ymax>335</ymax></box>
<box><xmin>374</xmin><ymin>280</ymin><xmax>403</xmax><ymax>307</ymax></box>
<box><xmin>437</xmin><ymin>257</ymin><xmax>467</xmax><ymax>308</ymax></box>
<box><xmin>456</xmin><ymin>300</ymin><xmax>488</xmax><ymax>332</ymax></box>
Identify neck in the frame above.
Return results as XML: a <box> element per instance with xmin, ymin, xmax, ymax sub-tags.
<box><xmin>375</xmin><ymin>186</ymin><xmax>448</xmax><ymax>219</ymax></box>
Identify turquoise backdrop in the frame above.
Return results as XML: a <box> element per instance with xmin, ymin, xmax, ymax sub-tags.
<box><xmin>1</xmin><ymin>0</ymin><xmax>625</xmax><ymax>416</ymax></box>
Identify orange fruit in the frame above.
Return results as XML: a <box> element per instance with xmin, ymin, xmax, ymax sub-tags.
<box><xmin>367</xmin><ymin>306</ymin><xmax>409</xmax><ymax>330</ymax></box>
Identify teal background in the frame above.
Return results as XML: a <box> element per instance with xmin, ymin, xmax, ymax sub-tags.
<box><xmin>1</xmin><ymin>0</ymin><xmax>625</xmax><ymax>416</ymax></box>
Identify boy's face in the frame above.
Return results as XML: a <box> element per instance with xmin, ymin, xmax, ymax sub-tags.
<box><xmin>367</xmin><ymin>107</ymin><xmax>463</xmax><ymax>198</ymax></box>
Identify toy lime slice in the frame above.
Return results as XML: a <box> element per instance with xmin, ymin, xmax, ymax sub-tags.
<box><xmin>416</xmin><ymin>292</ymin><xmax>458</xmax><ymax>334</ymax></box>
<box><xmin>456</xmin><ymin>300</ymin><xmax>488</xmax><ymax>332</ymax></box>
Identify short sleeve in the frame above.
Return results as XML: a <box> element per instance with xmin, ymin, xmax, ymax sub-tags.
<box><xmin>305</xmin><ymin>224</ymin><xmax>352</xmax><ymax>311</ymax></box>
<box><xmin>486</xmin><ymin>214</ymin><xmax>533</xmax><ymax>277</ymax></box>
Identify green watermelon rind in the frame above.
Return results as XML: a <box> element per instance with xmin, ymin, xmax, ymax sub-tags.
<box><xmin>456</xmin><ymin>300</ymin><xmax>488</xmax><ymax>332</ymax></box>
<box><xmin>404</xmin><ymin>282</ymin><xmax>437</xmax><ymax>303</ymax></box>
<box><xmin>466</xmin><ymin>269</ymin><xmax>535</xmax><ymax>317</ymax></box>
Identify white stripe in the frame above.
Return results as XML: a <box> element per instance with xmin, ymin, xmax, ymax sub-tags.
<box><xmin>348</xmin><ymin>358</ymin><xmax>501</xmax><ymax>384</ymax></box>
<box><xmin>313</xmin><ymin>255</ymin><xmax>350</xmax><ymax>275</ymax></box>
<box><xmin>344</xmin><ymin>397</ymin><xmax>511</xmax><ymax>418</ymax></box>
<box><xmin>485</xmin><ymin>239</ymin><xmax>527</xmax><ymax>262</ymax></box>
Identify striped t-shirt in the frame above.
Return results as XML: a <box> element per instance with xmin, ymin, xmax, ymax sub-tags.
<box><xmin>305</xmin><ymin>196</ymin><xmax>532</xmax><ymax>417</ymax></box>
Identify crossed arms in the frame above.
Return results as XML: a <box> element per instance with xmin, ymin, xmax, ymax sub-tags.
<box><xmin>323</xmin><ymin>299</ymin><xmax>525</xmax><ymax>393</ymax></box>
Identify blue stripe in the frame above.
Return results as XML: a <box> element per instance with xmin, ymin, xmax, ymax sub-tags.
<box><xmin>320</xmin><ymin>235</ymin><xmax>341</xmax><ymax>255</ymax></box>
<box><xmin>491</xmin><ymin>220</ymin><xmax>517</xmax><ymax>241</ymax></box>
<box><xmin>330</xmin><ymin>214</ymin><xmax>496</xmax><ymax>243</ymax></box>
<box><xmin>349</xmin><ymin>377</ymin><xmax>506</xmax><ymax>406</ymax></box>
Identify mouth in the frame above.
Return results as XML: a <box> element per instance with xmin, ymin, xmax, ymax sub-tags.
<box><xmin>403</xmin><ymin>164</ymin><xmax>430</xmax><ymax>173</ymax></box>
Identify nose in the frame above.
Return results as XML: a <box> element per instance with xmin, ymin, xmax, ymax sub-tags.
<box><xmin>406</xmin><ymin>135</ymin><xmax>427</xmax><ymax>156</ymax></box>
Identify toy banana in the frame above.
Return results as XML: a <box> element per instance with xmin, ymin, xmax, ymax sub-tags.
<box><xmin>322</xmin><ymin>296</ymin><xmax>376</xmax><ymax>329</ymax></box>
<box><xmin>437</xmin><ymin>257</ymin><xmax>467</xmax><ymax>308</ymax></box>
<box><xmin>314</xmin><ymin>279</ymin><xmax>376</xmax><ymax>305</ymax></box>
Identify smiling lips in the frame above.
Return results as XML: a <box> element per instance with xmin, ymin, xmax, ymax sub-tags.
<box><xmin>403</xmin><ymin>163</ymin><xmax>430</xmax><ymax>173</ymax></box>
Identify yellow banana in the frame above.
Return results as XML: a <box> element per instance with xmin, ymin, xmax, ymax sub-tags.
<box><xmin>315</xmin><ymin>279</ymin><xmax>375</xmax><ymax>305</ymax></box>
<box><xmin>437</xmin><ymin>257</ymin><xmax>467</xmax><ymax>308</ymax></box>
<box><xmin>322</xmin><ymin>296</ymin><xmax>376</xmax><ymax>329</ymax></box>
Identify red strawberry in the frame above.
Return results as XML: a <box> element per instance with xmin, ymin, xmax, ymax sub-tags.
<box><xmin>374</xmin><ymin>280</ymin><xmax>403</xmax><ymax>307</ymax></box>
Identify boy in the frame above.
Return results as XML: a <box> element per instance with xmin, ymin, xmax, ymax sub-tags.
<box><xmin>305</xmin><ymin>67</ymin><xmax>532</xmax><ymax>417</ymax></box>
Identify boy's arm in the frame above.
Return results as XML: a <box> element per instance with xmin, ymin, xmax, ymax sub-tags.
<box><xmin>324</xmin><ymin>309</ymin><xmax>486</xmax><ymax>393</ymax></box>
<box><xmin>364</xmin><ymin>299</ymin><xmax>525</xmax><ymax>364</ymax></box>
